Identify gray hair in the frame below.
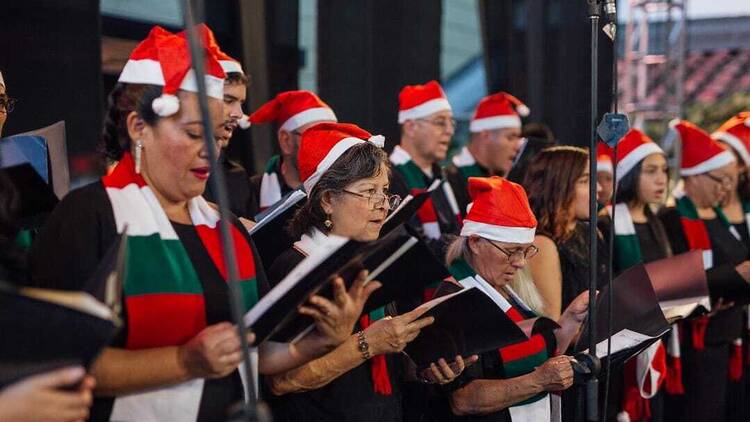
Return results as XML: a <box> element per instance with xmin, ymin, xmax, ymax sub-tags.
<box><xmin>445</xmin><ymin>236</ymin><xmax>548</xmax><ymax>317</ymax></box>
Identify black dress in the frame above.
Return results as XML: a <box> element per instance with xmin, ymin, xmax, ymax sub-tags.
<box><xmin>26</xmin><ymin>181</ymin><xmax>269</xmax><ymax>422</ymax></box>
<box><xmin>658</xmin><ymin>207</ymin><xmax>748</xmax><ymax>422</ymax></box>
<box><xmin>554</xmin><ymin>222</ymin><xmax>609</xmax><ymax>422</ymax></box>
<box><xmin>265</xmin><ymin>247</ymin><xmax>403</xmax><ymax>422</ymax></box>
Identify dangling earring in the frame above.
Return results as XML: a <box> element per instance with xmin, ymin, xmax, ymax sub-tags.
<box><xmin>323</xmin><ymin>215</ymin><xmax>333</xmax><ymax>230</ymax></box>
<box><xmin>134</xmin><ymin>140</ymin><xmax>143</xmax><ymax>174</ymax></box>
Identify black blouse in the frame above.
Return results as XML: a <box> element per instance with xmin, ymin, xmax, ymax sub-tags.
<box><xmin>556</xmin><ymin>222</ymin><xmax>610</xmax><ymax>311</ymax></box>
<box><xmin>266</xmin><ymin>247</ymin><xmax>403</xmax><ymax>422</ymax></box>
<box><xmin>27</xmin><ymin>181</ymin><xmax>269</xmax><ymax>422</ymax></box>
<box><xmin>634</xmin><ymin>222</ymin><xmax>669</xmax><ymax>264</ymax></box>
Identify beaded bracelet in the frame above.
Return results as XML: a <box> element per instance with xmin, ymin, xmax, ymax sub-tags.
<box><xmin>356</xmin><ymin>330</ymin><xmax>371</xmax><ymax>360</ymax></box>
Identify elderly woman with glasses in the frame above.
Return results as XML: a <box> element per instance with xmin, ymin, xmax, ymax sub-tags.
<box><xmin>266</xmin><ymin>122</ymin><xmax>472</xmax><ymax>422</ymax></box>
<box><xmin>439</xmin><ymin>176</ymin><xmax>589</xmax><ymax>422</ymax></box>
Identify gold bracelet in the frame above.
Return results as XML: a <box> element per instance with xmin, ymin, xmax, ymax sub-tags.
<box><xmin>357</xmin><ymin>330</ymin><xmax>371</xmax><ymax>360</ymax></box>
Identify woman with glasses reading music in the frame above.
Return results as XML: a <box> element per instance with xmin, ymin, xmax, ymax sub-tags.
<box><xmin>266</xmin><ymin>122</ymin><xmax>471</xmax><ymax>422</ymax></box>
<box><xmin>657</xmin><ymin>120</ymin><xmax>750</xmax><ymax>422</ymax></box>
<box><xmin>440</xmin><ymin>176</ymin><xmax>589</xmax><ymax>421</ymax></box>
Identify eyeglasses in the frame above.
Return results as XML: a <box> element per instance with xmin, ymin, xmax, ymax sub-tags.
<box><xmin>704</xmin><ymin>172</ymin><xmax>733</xmax><ymax>187</ymax></box>
<box><xmin>415</xmin><ymin>117</ymin><xmax>457</xmax><ymax>130</ymax></box>
<box><xmin>486</xmin><ymin>240</ymin><xmax>539</xmax><ymax>262</ymax></box>
<box><xmin>342</xmin><ymin>189</ymin><xmax>402</xmax><ymax>210</ymax></box>
<box><xmin>0</xmin><ymin>94</ymin><xmax>16</xmax><ymax>114</ymax></box>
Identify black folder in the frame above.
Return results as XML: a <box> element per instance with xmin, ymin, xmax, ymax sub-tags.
<box><xmin>249</xmin><ymin>189</ymin><xmax>307</xmax><ymax>271</ymax></box>
<box><xmin>0</xmin><ymin>233</ymin><xmax>126</xmax><ymax>388</ymax></box>
<box><xmin>403</xmin><ymin>282</ymin><xmax>552</xmax><ymax>370</ymax></box>
<box><xmin>380</xmin><ymin>179</ymin><xmax>442</xmax><ymax>235</ymax></box>
<box><xmin>245</xmin><ymin>228</ymin><xmax>448</xmax><ymax>344</ymax></box>
<box><xmin>575</xmin><ymin>264</ymin><xmax>670</xmax><ymax>366</ymax></box>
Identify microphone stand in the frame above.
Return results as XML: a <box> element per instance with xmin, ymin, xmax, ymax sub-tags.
<box><xmin>180</xmin><ymin>1</ymin><xmax>269</xmax><ymax>420</ymax></box>
<box><xmin>584</xmin><ymin>1</ymin><xmax>603</xmax><ymax>421</ymax></box>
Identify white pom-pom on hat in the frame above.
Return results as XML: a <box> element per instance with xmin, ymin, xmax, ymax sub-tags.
<box><xmin>516</xmin><ymin>103</ymin><xmax>530</xmax><ymax>117</ymax></box>
<box><xmin>152</xmin><ymin>94</ymin><xmax>180</xmax><ymax>117</ymax></box>
<box><xmin>368</xmin><ymin>135</ymin><xmax>385</xmax><ymax>148</ymax></box>
<box><xmin>237</xmin><ymin>115</ymin><xmax>251</xmax><ymax>129</ymax></box>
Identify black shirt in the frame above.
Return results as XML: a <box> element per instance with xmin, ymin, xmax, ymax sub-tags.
<box><xmin>266</xmin><ymin>247</ymin><xmax>403</xmax><ymax>422</ymax></box>
<box><xmin>204</xmin><ymin>156</ymin><xmax>255</xmax><ymax>219</ymax></box>
<box><xmin>658</xmin><ymin>207</ymin><xmax>748</xmax><ymax>344</ymax></box>
<box><xmin>634</xmin><ymin>222</ymin><xmax>669</xmax><ymax>264</ymax></box>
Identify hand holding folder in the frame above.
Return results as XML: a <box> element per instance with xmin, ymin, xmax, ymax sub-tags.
<box><xmin>0</xmin><ymin>233</ymin><xmax>126</xmax><ymax>388</ymax></box>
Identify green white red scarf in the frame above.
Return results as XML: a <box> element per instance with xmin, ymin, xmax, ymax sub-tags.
<box><xmin>451</xmin><ymin>146</ymin><xmax>488</xmax><ymax>181</ymax></box>
<box><xmin>294</xmin><ymin>229</ymin><xmax>392</xmax><ymax>395</ymax></box>
<box><xmin>609</xmin><ymin>203</ymin><xmax>669</xmax><ymax>420</ymax></box>
<box><xmin>259</xmin><ymin>155</ymin><xmax>283</xmax><ymax>211</ymax></box>
<box><xmin>390</xmin><ymin>145</ymin><xmax>462</xmax><ymax>241</ymax></box>
<box><xmin>449</xmin><ymin>259</ymin><xmax>554</xmax><ymax>422</ymax></box>
<box><xmin>104</xmin><ymin>153</ymin><xmax>260</xmax><ymax>421</ymax></box>
<box><xmin>675</xmin><ymin>195</ymin><xmax>745</xmax><ymax>385</ymax></box>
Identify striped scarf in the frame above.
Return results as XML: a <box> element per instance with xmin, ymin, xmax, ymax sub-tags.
<box><xmin>610</xmin><ymin>204</ymin><xmax>669</xmax><ymax>420</ymax></box>
<box><xmin>104</xmin><ymin>153</ymin><xmax>260</xmax><ymax>422</ymax></box>
<box><xmin>449</xmin><ymin>259</ymin><xmax>553</xmax><ymax>422</ymax></box>
<box><xmin>451</xmin><ymin>146</ymin><xmax>487</xmax><ymax>181</ymax></box>
<box><xmin>259</xmin><ymin>155</ymin><xmax>283</xmax><ymax>211</ymax></box>
<box><xmin>675</xmin><ymin>196</ymin><xmax>745</xmax><ymax>383</ymax></box>
<box><xmin>390</xmin><ymin>145</ymin><xmax>462</xmax><ymax>240</ymax></box>
<box><xmin>294</xmin><ymin>229</ymin><xmax>392</xmax><ymax>395</ymax></box>
<box><xmin>390</xmin><ymin>145</ymin><xmax>461</xmax><ymax>301</ymax></box>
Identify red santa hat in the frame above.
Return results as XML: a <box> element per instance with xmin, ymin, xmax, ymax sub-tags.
<box><xmin>460</xmin><ymin>176</ymin><xmax>537</xmax><ymax>244</ymax></box>
<box><xmin>613</xmin><ymin>129</ymin><xmax>664</xmax><ymax>182</ymax></box>
<box><xmin>250</xmin><ymin>90</ymin><xmax>337</xmax><ymax>133</ymax></box>
<box><xmin>118</xmin><ymin>26</ymin><xmax>226</xmax><ymax>117</ymax></box>
<box><xmin>182</xmin><ymin>24</ymin><xmax>251</xmax><ymax>129</ymax></box>
<box><xmin>712</xmin><ymin>112</ymin><xmax>750</xmax><ymax>165</ymax></box>
<box><xmin>297</xmin><ymin>122</ymin><xmax>385</xmax><ymax>193</ymax></box>
<box><xmin>469</xmin><ymin>92</ymin><xmax>529</xmax><ymax>133</ymax></box>
<box><xmin>669</xmin><ymin>119</ymin><xmax>735</xmax><ymax>176</ymax></box>
<box><xmin>397</xmin><ymin>80</ymin><xmax>452</xmax><ymax>124</ymax></box>
<box><xmin>597</xmin><ymin>142</ymin><xmax>614</xmax><ymax>174</ymax></box>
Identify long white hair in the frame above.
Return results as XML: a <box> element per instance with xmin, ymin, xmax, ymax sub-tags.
<box><xmin>445</xmin><ymin>236</ymin><xmax>548</xmax><ymax>316</ymax></box>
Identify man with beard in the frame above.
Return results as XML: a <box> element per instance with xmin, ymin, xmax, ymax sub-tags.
<box><xmin>444</xmin><ymin>92</ymin><xmax>528</xmax><ymax>217</ymax></box>
<box><xmin>246</xmin><ymin>90</ymin><xmax>337</xmax><ymax>215</ymax></box>
<box><xmin>192</xmin><ymin>26</ymin><xmax>256</xmax><ymax>219</ymax></box>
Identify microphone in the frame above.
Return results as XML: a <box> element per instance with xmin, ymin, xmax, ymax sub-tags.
<box><xmin>602</xmin><ymin>0</ymin><xmax>617</xmax><ymax>40</ymax></box>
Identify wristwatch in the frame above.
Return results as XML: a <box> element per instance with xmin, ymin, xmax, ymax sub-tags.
<box><xmin>356</xmin><ymin>330</ymin><xmax>371</xmax><ymax>360</ymax></box>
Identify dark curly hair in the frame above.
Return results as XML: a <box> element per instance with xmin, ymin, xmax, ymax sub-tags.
<box><xmin>287</xmin><ymin>142</ymin><xmax>389</xmax><ymax>240</ymax></box>
<box><xmin>100</xmin><ymin>83</ymin><xmax>162</xmax><ymax>162</ymax></box>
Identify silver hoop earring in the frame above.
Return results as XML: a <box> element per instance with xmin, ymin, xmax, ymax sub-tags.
<box><xmin>134</xmin><ymin>140</ymin><xmax>143</xmax><ymax>174</ymax></box>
